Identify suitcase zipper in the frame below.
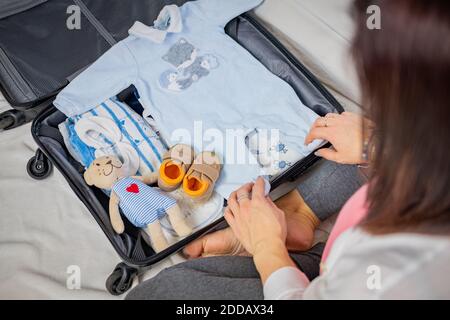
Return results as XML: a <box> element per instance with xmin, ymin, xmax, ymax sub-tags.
<box><xmin>73</xmin><ymin>0</ymin><xmax>117</xmax><ymax>47</ymax></box>
<box><xmin>242</xmin><ymin>14</ymin><xmax>344</xmax><ymax>113</ymax></box>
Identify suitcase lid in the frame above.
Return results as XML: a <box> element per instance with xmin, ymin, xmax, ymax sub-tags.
<box><xmin>0</xmin><ymin>0</ymin><xmax>189</xmax><ymax>108</ymax></box>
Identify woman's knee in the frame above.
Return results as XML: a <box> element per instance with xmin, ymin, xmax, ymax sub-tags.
<box><xmin>297</xmin><ymin>160</ymin><xmax>367</xmax><ymax>221</ymax></box>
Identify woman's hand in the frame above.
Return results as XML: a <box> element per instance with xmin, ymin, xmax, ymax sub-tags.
<box><xmin>224</xmin><ymin>178</ymin><xmax>287</xmax><ymax>256</ymax></box>
<box><xmin>305</xmin><ymin>112</ymin><xmax>368</xmax><ymax>165</ymax></box>
<box><xmin>225</xmin><ymin>177</ymin><xmax>297</xmax><ymax>283</ymax></box>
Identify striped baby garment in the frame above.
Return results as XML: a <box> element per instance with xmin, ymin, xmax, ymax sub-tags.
<box><xmin>112</xmin><ymin>177</ymin><xmax>177</xmax><ymax>228</ymax></box>
<box><xmin>59</xmin><ymin>97</ymin><xmax>167</xmax><ymax>177</ymax></box>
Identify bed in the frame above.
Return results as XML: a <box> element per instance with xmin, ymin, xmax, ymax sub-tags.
<box><xmin>254</xmin><ymin>0</ymin><xmax>361</xmax><ymax>113</ymax></box>
<box><xmin>0</xmin><ymin>0</ymin><xmax>358</xmax><ymax>299</ymax></box>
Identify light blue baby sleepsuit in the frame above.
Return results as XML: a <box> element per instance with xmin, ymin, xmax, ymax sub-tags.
<box><xmin>54</xmin><ymin>0</ymin><xmax>322</xmax><ymax>198</ymax></box>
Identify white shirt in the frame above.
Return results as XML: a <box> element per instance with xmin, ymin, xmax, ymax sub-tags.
<box><xmin>264</xmin><ymin>228</ymin><xmax>450</xmax><ymax>299</ymax></box>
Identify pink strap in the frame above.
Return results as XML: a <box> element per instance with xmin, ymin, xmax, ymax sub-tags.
<box><xmin>321</xmin><ymin>184</ymin><xmax>369</xmax><ymax>266</ymax></box>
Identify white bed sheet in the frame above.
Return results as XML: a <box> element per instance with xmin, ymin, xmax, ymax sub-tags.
<box><xmin>254</xmin><ymin>0</ymin><xmax>361</xmax><ymax>113</ymax></box>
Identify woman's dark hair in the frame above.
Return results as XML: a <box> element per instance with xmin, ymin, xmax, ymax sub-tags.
<box><xmin>352</xmin><ymin>0</ymin><xmax>450</xmax><ymax>234</ymax></box>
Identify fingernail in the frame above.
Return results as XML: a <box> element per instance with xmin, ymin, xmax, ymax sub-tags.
<box><xmin>314</xmin><ymin>152</ymin><xmax>321</xmax><ymax>157</ymax></box>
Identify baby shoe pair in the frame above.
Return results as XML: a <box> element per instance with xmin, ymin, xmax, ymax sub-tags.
<box><xmin>158</xmin><ymin>144</ymin><xmax>221</xmax><ymax>201</ymax></box>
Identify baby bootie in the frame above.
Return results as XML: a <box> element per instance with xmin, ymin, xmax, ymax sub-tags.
<box><xmin>182</xmin><ymin>151</ymin><xmax>221</xmax><ymax>201</ymax></box>
<box><xmin>158</xmin><ymin>144</ymin><xmax>195</xmax><ymax>192</ymax></box>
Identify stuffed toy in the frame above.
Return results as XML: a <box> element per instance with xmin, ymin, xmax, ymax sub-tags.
<box><xmin>83</xmin><ymin>155</ymin><xmax>192</xmax><ymax>252</ymax></box>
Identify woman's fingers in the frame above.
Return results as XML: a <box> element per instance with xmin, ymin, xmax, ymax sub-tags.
<box><xmin>304</xmin><ymin>127</ymin><xmax>332</xmax><ymax>145</ymax></box>
<box><xmin>311</xmin><ymin>117</ymin><xmax>324</xmax><ymax>129</ymax></box>
<box><xmin>236</xmin><ymin>183</ymin><xmax>254</xmax><ymax>194</ymax></box>
<box><xmin>314</xmin><ymin>147</ymin><xmax>341</xmax><ymax>163</ymax></box>
<box><xmin>251</xmin><ymin>177</ymin><xmax>267</xmax><ymax>200</ymax></box>
<box><xmin>325</xmin><ymin>113</ymin><xmax>339</xmax><ymax>118</ymax></box>
<box><xmin>235</xmin><ymin>182</ymin><xmax>253</xmax><ymax>207</ymax></box>
<box><xmin>224</xmin><ymin>207</ymin><xmax>236</xmax><ymax>228</ymax></box>
<box><xmin>225</xmin><ymin>206</ymin><xmax>243</xmax><ymax>243</ymax></box>
<box><xmin>227</xmin><ymin>191</ymin><xmax>240</xmax><ymax>216</ymax></box>
<box><xmin>311</xmin><ymin>114</ymin><xmax>338</xmax><ymax>130</ymax></box>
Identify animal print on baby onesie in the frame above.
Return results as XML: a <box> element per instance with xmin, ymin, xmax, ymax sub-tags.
<box><xmin>159</xmin><ymin>38</ymin><xmax>219</xmax><ymax>92</ymax></box>
<box><xmin>162</xmin><ymin>38</ymin><xmax>197</xmax><ymax>68</ymax></box>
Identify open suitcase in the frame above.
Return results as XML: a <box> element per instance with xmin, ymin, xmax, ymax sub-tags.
<box><xmin>0</xmin><ymin>0</ymin><xmax>343</xmax><ymax>295</ymax></box>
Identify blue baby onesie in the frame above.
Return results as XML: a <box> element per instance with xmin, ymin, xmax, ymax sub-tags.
<box><xmin>112</xmin><ymin>177</ymin><xmax>177</xmax><ymax>228</ymax></box>
<box><xmin>60</xmin><ymin>97</ymin><xmax>166</xmax><ymax>176</ymax></box>
<box><xmin>54</xmin><ymin>0</ymin><xmax>322</xmax><ymax>198</ymax></box>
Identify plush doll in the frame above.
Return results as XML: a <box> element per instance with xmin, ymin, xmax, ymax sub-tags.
<box><xmin>83</xmin><ymin>155</ymin><xmax>192</xmax><ymax>252</ymax></box>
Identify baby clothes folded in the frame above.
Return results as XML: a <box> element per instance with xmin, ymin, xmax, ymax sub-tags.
<box><xmin>54</xmin><ymin>0</ymin><xmax>322</xmax><ymax>198</ymax></box>
<box><xmin>59</xmin><ymin>97</ymin><xmax>167</xmax><ymax>176</ymax></box>
<box><xmin>245</xmin><ymin>128</ymin><xmax>320</xmax><ymax>177</ymax></box>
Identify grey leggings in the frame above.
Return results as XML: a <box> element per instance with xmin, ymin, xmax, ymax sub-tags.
<box><xmin>126</xmin><ymin>160</ymin><xmax>366</xmax><ymax>300</ymax></box>
<box><xmin>126</xmin><ymin>243</ymin><xmax>325</xmax><ymax>300</ymax></box>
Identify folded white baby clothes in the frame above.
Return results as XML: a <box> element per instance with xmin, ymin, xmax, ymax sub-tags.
<box><xmin>59</xmin><ymin>97</ymin><xmax>167</xmax><ymax>176</ymax></box>
<box><xmin>245</xmin><ymin>128</ymin><xmax>310</xmax><ymax>177</ymax></box>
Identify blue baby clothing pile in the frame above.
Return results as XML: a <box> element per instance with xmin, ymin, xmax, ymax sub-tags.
<box><xmin>59</xmin><ymin>97</ymin><xmax>167</xmax><ymax>176</ymax></box>
<box><xmin>54</xmin><ymin>0</ymin><xmax>322</xmax><ymax>198</ymax></box>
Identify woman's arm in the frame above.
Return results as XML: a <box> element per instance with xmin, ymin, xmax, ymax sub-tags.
<box><xmin>253</xmin><ymin>239</ymin><xmax>296</xmax><ymax>284</ymax></box>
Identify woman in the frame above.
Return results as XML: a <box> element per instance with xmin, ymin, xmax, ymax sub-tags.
<box><xmin>127</xmin><ymin>0</ymin><xmax>450</xmax><ymax>299</ymax></box>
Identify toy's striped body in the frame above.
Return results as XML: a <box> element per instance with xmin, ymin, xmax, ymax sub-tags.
<box><xmin>112</xmin><ymin>177</ymin><xmax>176</xmax><ymax>228</ymax></box>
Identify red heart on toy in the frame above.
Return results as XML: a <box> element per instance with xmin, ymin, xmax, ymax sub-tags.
<box><xmin>126</xmin><ymin>183</ymin><xmax>139</xmax><ymax>193</ymax></box>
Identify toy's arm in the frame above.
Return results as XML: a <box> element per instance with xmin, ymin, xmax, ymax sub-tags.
<box><xmin>109</xmin><ymin>191</ymin><xmax>125</xmax><ymax>234</ymax></box>
<box><xmin>132</xmin><ymin>172</ymin><xmax>158</xmax><ymax>185</ymax></box>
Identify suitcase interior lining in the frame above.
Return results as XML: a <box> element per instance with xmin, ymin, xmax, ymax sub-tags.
<box><xmin>33</xmin><ymin>14</ymin><xmax>343</xmax><ymax>266</ymax></box>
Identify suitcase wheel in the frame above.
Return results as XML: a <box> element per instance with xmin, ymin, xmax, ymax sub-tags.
<box><xmin>106</xmin><ymin>263</ymin><xmax>138</xmax><ymax>296</ymax></box>
<box><xmin>27</xmin><ymin>149</ymin><xmax>53</xmax><ymax>180</ymax></box>
<box><xmin>0</xmin><ymin>109</ymin><xmax>26</xmax><ymax>130</ymax></box>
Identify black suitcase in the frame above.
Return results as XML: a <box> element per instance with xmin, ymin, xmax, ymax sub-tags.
<box><xmin>0</xmin><ymin>0</ymin><xmax>189</xmax><ymax>129</ymax></box>
<box><xmin>0</xmin><ymin>0</ymin><xmax>343</xmax><ymax>295</ymax></box>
